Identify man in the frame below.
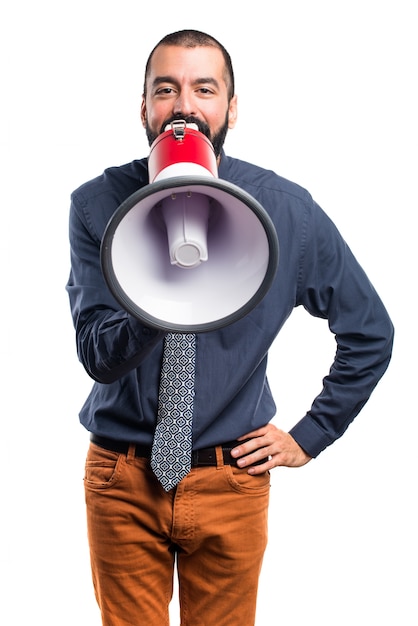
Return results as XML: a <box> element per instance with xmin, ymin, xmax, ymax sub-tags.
<box><xmin>66</xmin><ymin>29</ymin><xmax>394</xmax><ymax>626</ymax></box>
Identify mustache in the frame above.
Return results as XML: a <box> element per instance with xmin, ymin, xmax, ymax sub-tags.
<box><xmin>159</xmin><ymin>115</ymin><xmax>211</xmax><ymax>138</ymax></box>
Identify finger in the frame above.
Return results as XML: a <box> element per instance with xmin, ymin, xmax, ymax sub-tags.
<box><xmin>246</xmin><ymin>454</ymin><xmax>274</xmax><ymax>475</ymax></box>
<box><xmin>231</xmin><ymin>440</ymin><xmax>257</xmax><ymax>459</ymax></box>
<box><xmin>235</xmin><ymin>446</ymin><xmax>272</xmax><ymax>469</ymax></box>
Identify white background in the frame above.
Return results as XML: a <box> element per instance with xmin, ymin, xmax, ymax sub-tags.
<box><xmin>2</xmin><ymin>1</ymin><xmax>416</xmax><ymax>624</ymax></box>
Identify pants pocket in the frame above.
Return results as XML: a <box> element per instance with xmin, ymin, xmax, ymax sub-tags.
<box><xmin>224</xmin><ymin>464</ymin><xmax>270</xmax><ymax>495</ymax></box>
<box><xmin>84</xmin><ymin>443</ymin><xmax>124</xmax><ymax>489</ymax></box>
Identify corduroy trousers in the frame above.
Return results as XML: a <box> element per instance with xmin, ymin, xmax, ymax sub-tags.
<box><xmin>84</xmin><ymin>441</ymin><xmax>270</xmax><ymax>626</ymax></box>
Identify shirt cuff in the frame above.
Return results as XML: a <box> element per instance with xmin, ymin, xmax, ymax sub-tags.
<box><xmin>289</xmin><ymin>415</ymin><xmax>333</xmax><ymax>458</ymax></box>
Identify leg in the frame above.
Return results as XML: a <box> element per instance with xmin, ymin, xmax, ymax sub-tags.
<box><xmin>84</xmin><ymin>443</ymin><xmax>176</xmax><ymax>626</ymax></box>
<box><xmin>174</xmin><ymin>454</ymin><xmax>270</xmax><ymax>626</ymax></box>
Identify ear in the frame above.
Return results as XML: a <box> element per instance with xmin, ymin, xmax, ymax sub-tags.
<box><xmin>228</xmin><ymin>95</ymin><xmax>238</xmax><ymax>129</ymax></box>
<box><xmin>140</xmin><ymin>97</ymin><xmax>147</xmax><ymax>128</ymax></box>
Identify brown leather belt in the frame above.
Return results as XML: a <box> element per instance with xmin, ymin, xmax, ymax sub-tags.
<box><xmin>90</xmin><ymin>434</ymin><xmax>268</xmax><ymax>467</ymax></box>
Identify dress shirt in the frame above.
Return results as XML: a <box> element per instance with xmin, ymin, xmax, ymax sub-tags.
<box><xmin>66</xmin><ymin>152</ymin><xmax>394</xmax><ymax>458</ymax></box>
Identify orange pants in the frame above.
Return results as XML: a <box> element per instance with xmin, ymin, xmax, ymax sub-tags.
<box><xmin>84</xmin><ymin>442</ymin><xmax>270</xmax><ymax>626</ymax></box>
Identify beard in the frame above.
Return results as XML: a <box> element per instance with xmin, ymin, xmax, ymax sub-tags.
<box><xmin>145</xmin><ymin>113</ymin><xmax>229</xmax><ymax>158</ymax></box>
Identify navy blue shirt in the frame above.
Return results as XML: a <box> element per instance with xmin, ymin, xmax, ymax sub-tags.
<box><xmin>66</xmin><ymin>153</ymin><xmax>393</xmax><ymax>458</ymax></box>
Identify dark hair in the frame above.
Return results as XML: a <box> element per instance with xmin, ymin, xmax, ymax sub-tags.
<box><xmin>143</xmin><ymin>29</ymin><xmax>235</xmax><ymax>101</ymax></box>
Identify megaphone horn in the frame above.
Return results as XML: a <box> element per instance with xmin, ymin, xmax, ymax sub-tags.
<box><xmin>100</xmin><ymin>120</ymin><xmax>279</xmax><ymax>333</ymax></box>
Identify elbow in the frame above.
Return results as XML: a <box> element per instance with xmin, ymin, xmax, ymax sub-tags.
<box><xmin>382</xmin><ymin>316</ymin><xmax>395</xmax><ymax>367</ymax></box>
<box><xmin>83</xmin><ymin>365</ymin><xmax>118</xmax><ymax>385</ymax></box>
<box><xmin>80</xmin><ymin>352</ymin><xmax>131</xmax><ymax>384</ymax></box>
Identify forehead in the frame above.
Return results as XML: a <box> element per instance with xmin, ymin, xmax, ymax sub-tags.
<box><xmin>146</xmin><ymin>45</ymin><xmax>228</xmax><ymax>87</ymax></box>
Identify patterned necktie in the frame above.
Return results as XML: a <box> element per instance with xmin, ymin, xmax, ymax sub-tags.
<box><xmin>151</xmin><ymin>332</ymin><xmax>196</xmax><ymax>491</ymax></box>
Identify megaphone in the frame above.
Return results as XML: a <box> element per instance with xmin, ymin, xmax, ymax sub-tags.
<box><xmin>100</xmin><ymin>120</ymin><xmax>279</xmax><ymax>333</ymax></box>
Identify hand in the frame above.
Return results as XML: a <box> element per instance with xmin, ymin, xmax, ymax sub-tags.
<box><xmin>231</xmin><ymin>423</ymin><xmax>312</xmax><ymax>475</ymax></box>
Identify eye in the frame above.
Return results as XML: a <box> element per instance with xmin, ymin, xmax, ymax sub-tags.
<box><xmin>196</xmin><ymin>87</ymin><xmax>215</xmax><ymax>97</ymax></box>
<box><xmin>155</xmin><ymin>87</ymin><xmax>176</xmax><ymax>96</ymax></box>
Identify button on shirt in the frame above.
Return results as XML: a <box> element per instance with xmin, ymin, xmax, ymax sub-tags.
<box><xmin>66</xmin><ymin>153</ymin><xmax>393</xmax><ymax>458</ymax></box>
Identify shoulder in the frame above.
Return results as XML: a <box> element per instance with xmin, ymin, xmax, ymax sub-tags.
<box><xmin>71</xmin><ymin>158</ymin><xmax>149</xmax><ymax>208</ymax></box>
<box><xmin>69</xmin><ymin>158</ymin><xmax>150</xmax><ymax>240</ymax></box>
<box><xmin>219</xmin><ymin>154</ymin><xmax>314</xmax><ymax>208</ymax></box>
<box><xmin>219</xmin><ymin>154</ymin><xmax>341</xmax><ymax>256</ymax></box>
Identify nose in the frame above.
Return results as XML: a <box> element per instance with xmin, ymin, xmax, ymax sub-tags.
<box><xmin>173</xmin><ymin>91</ymin><xmax>196</xmax><ymax>117</ymax></box>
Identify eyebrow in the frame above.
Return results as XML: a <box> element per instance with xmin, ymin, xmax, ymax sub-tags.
<box><xmin>151</xmin><ymin>76</ymin><xmax>220</xmax><ymax>90</ymax></box>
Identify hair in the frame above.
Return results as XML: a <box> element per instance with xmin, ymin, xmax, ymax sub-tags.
<box><xmin>143</xmin><ymin>29</ymin><xmax>235</xmax><ymax>101</ymax></box>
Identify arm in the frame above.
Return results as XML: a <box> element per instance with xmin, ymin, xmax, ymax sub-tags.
<box><xmin>66</xmin><ymin>194</ymin><xmax>165</xmax><ymax>384</ymax></box>
<box><xmin>233</xmin><ymin>200</ymin><xmax>394</xmax><ymax>472</ymax></box>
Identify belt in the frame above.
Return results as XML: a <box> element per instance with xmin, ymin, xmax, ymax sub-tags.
<box><xmin>90</xmin><ymin>434</ymin><xmax>268</xmax><ymax>467</ymax></box>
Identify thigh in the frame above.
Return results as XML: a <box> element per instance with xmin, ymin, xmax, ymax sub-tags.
<box><xmin>177</xmin><ymin>465</ymin><xmax>270</xmax><ymax>626</ymax></box>
<box><xmin>84</xmin><ymin>443</ymin><xmax>175</xmax><ymax>626</ymax></box>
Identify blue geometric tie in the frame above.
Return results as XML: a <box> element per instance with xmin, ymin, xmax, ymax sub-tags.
<box><xmin>151</xmin><ymin>332</ymin><xmax>196</xmax><ymax>491</ymax></box>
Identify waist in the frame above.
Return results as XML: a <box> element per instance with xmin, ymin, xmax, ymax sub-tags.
<box><xmin>90</xmin><ymin>434</ymin><xmax>268</xmax><ymax>467</ymax></box>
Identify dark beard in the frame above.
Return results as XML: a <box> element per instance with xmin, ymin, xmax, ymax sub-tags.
<box><xmin>145</xmin><ymin>113</ymin><xmax>229</xmax><ymax>158</ymax></box>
